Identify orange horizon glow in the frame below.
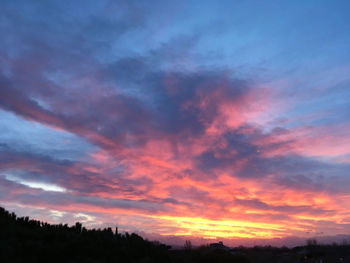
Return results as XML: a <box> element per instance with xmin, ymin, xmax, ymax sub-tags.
<box><xmin>1</xmin><ymin>1</ymin><xmax>350</xmax><ymax>247</ymax></box>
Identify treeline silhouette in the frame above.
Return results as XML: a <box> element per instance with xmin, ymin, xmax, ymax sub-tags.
<box><xmin>0</xmin><ymin>207</ymin><xmax>170</xmax><ymax>263</ymax></box>
<box><xmin>1</xmin><ymin>207</ymin><xmax>350</xmax><ymax>263</ymax></box>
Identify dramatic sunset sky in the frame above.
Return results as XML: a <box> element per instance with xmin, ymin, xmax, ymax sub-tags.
<box><xmin>1</xmin><ymin>0</ymin><xmax>350</xmax><ymax>246</ymax></box>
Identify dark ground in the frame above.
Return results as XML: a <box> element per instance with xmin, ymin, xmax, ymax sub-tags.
<box><xmin>1</xmin><ymin>207</ymin><xmax>349</xmax><ymax>263</ymax></box>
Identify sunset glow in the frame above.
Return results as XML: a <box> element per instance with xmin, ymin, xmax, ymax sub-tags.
<box><xmin>1</xmin><ymin>0</ymin><xmax>350</xmax><ymax>246</ymax></box>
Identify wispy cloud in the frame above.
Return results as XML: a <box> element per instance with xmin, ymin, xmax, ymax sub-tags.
<box><xmin>1</xmin><ymin>0</ymin><xmax>350</xmax><ymax>246</ymax></box>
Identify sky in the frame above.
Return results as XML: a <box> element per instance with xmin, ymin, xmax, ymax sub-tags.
<box><xmin>1</xmin><ymin>0</ymin><xmax>350</xmax><ymax>247</ymax></box>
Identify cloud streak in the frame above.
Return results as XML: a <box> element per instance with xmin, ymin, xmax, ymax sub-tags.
<box><xmin>1</xmin><ymin>0</ymin><xmax>350</xmax><ymax>246</ymax></box>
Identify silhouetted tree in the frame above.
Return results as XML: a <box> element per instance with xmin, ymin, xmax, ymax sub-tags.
<box><xmin>307</xmin><ymin>239</ymin><xmax>317</xmax><ymax>246</ymax></box>
<box><xmin>75</xmin><ymin>222</ymin><xmax>82</xmax><ymax>233</ymax></box>
<box><xmin>184</xmin><ymin>240</ymin><xmax>192</xmax><ymax>250</ymax></box>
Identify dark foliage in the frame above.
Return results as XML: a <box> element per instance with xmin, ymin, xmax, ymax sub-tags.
<box><xmin>0</xmin><ymin>207</ymin><xmax>170</xmax><ymax>263</ymax></box>
<box><xmin>1</xmin><ymin>207</ymin><xmax>350</xmax><ymax>263</ymax></box>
